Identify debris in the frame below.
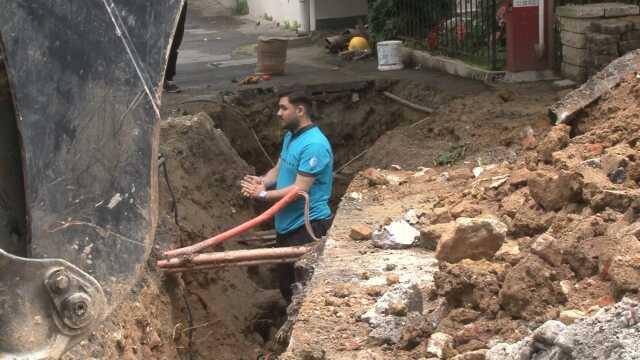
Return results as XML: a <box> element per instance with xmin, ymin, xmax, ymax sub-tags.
<box><xmin>383</xmin><ymin>91</ymin><xmax>434</xmax><ymax>114</ymax></box>
<box><xmin>549</xmin><ymin>49</ymin><xmax>640</xmax><ymax>124</ymax></box>
<box><xmin>348</xmin><ymin>192</ymin><xmax>363</xmax><ymax>201</ymax></box>
<box><xmin>496</xmin><ymin>89</ymin><xmax>515</xmax><ymax>102</ymax></box>
<box><xmin>537</xmin><ymin>124</ymin><xmax>571</xmax><ymax>163</ymax></box>
<box><xmin>350</xmin><ymin>224</ymin><xmax>374</xmax><ymax>240</ymax></box>
<box><xmin>451</xmin><ymin>349</ymin><xmax>488</xmax><ymax>360</ymax></box>
<box><xmin>487</xmin><ymin>299</ymin><xmax>640</xmax><ymax>359</ymax></box>
<box><xmin>426</xmin><ymin>332</ymin><xmax>456</xmax><ymax>359</ymax></box>
<box><xmin>520</xmin><ymin>126</ymin><xmax>537</xmax><ymax>150</ymax></box>
<box><xmin>386</xmin><ymin>273</ymin><xmax>400</xmax><ymax>286</ymax></box>
<box><xmin>334</xmin><ymin>283</ymin><xmax>353</xmax><ymax>298</ymax></box>
<box><xmin>403</xmin><ymin>209</ymin><xmax>423</xmax><ymax>225</ymax></box>
<box><xmin>530</xmin><ymin>234</ymin><xmax>563</xmax><ymax>267</ymax></box>
<box><xmin>472</xmin><ymin>167</ymin><xmax>484</xmax><ymax>178</ymax></box>
<box><xmin>552</xmin><ymin>79</ymin><xmax>578</xmax><ymax>90</ymax></box>
<box><xmin>434</xmin><ymin>217</ymin><xmax>508</xmax><ymax>263</ymax></box>
<box><xmin>499</xmin><ymin>255</ymin><xmax>566</xmax><ymax>320</ymax></box>
<box><xmin>527</xmin><ymin>170</ymin><xmax>582</xmax><ymax>211</ymax></box>
<box><xmin>363</xmin><ymin>168</ymin><xmax>389</xmax><ymax>186</ymax></box>
<box><xmin>390</xmin><ymin>164</ymin><xmax>402</xmax><ymax>171</ymax></box>
<box><xmin>372</xmin><ymin>220</ymin><xmax>420</xmax><ymax>250</ymax></box>
<box><xmin>361</xmin><ymin>283</ymin><xmax>423</xmax><ymax>345</ymax></box>
<box><xmin>413</xmin><ymin>167</ymin><xmax>435</xmax><ymax>178</ymax></box>
<box><xmin>508</xmin><ymin>169</ymin><xmax>531</xmax><ymax>187</ymax></box>
<box><xmin>450</xmin><ymin>201</ymin><xmax>483</xmax><ymax>219</ymax></box>
<box><xmin>559</xmin><ymin>309</ymin><xmax>585</xmax><ymax>325</ymax></box>
<box><xmin>489</xmin><ymin>176</ymin><xmax>508</xmax><ymax>189</ymax></box>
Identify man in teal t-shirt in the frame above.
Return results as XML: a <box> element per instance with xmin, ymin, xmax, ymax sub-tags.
<box><xmin>240</xmin><ymin>85</ymin><xmax>333</xmax><ymax>302</ymax></box>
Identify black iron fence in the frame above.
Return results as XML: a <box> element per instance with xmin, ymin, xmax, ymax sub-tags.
<box><xmin>385</xmin><ymin>0</ymin><xmax>503</xmax><ymax>70</ymax></box>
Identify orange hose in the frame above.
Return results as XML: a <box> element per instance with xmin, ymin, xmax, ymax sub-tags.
<box><xmin>162</xmin><ymin>187</ymin><xmax>300</xmax><ymax>258</ymax></box>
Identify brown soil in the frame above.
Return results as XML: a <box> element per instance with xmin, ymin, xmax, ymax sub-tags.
<box><xmin>280</xmin><ymin>75</ymin><xmax>640</xmax><ymax>359</ymax></box>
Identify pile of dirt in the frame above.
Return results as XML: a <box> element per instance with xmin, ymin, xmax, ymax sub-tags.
<box><xmin>64</xmin><ymin>112</ymin><xmax>285</xmax><ymax>360</ymax></box>
<box><xmin>367</xmin><ymin>74</ymin><xmax>640</xmax><ymax>358</ymax></box>
<box><xmin>358</xmin><ymin>83</ymin><xmax>557</xmax><ymax>171</ymax></box>
<box><xmin>279</xmin><ymin>75</ymin><xmax>640</xmax><ymax>359</ymax></box>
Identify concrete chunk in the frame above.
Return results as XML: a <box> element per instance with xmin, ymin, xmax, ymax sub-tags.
<box><xmin>561</xmin><ymin>30</ymin><xmax>587</xmax><ymax>48</ymax></box>
<box><xmin>563</xmin><ymin>46</ymin><xmax>589</xmax><ymax>66</ymax></box>
<box><xmin>556</xmin><ymin>5</ymin><xmax>604</xmax><ymax>19</ymax></box>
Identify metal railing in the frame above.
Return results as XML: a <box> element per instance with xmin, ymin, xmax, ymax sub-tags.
<box><xmin>393</xmin><ymin>0</ymin><xmax>503</xmax><ymax>70</ymax></box>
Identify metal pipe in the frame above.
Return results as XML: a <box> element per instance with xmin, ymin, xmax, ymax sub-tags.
<box><xmin>166</xmin><ymin>258</ymin><xmax>300</xmax><ymax>273</ymax></box>
<box><xmin>158</xmin><ymin>246</ymin><xmax>312</xmax><ymax>269</ymax></box>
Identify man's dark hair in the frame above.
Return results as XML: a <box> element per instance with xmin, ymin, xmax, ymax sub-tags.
<box><xmin>278</xmin><ymin>85</ymin><xmax>313</xmax><ymax>116</ymax></box>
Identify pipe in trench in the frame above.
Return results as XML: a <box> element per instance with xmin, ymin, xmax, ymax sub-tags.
<box><xmin>163</xmin><ymin>187</ymin><xmax>301</xmax><ymax>258</ymax></box>
<box><xmin>158</xmin><ymin>246</ymin><xmax>312</xmax><ymax>269</ymax></box>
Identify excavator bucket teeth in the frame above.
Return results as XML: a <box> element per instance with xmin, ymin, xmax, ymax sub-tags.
<box><xmin>0</xmin><ymin>0</ymin><xmax>183</xmax><ymax>357</ymax></box>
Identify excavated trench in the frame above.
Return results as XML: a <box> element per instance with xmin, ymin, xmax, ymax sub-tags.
<box><xmin>149</xmin><ymin>80</ymin><xmax>448</xmax><ymax>360</ymax></box>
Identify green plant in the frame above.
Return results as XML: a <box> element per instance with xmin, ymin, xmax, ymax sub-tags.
<box><xmin>292</xmin><ymin>20</ymin><xmax>301</xmax><ymax>31</ymax></box>
<box><xmin>367</xmin><ymin>0</ymin><xmax>449</xmax><ymax>44</ymax></box>
<box><xmin>263</xmin><ymin>13</ymin><xmax>273</xmax><ymax>21</ymax></box>
<box><xmin>434</xmin><ymin>144</ymin><xmax>466</xmax><ymax>166</ymax></box>
<box><xmin>235</xmin><ymin>0</ymin><xmax>249</xmax><ymax>15</ymax></box>
<box><xmin>283</xmin><ymin>20</ymin><xmax>291</xmax><ymax>30</ymax></box>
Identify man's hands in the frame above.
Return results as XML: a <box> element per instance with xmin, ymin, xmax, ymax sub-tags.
<box><xmin>241</xmin><ymin>175</ymin><xmax>267</xmax><ymax>199</ymax></box>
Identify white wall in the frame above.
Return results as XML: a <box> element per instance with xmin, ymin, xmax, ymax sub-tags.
<box><xmin>315</xmin><ymin>0</ymin><xmax>367</xmax><ymax>20</ymax></box>
<box><xmin>247</xmin><ymin>0</ymin><xmax>304</xmax><ymax>24</ymax></box>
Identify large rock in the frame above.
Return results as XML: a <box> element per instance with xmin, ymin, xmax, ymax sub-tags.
<box><xmin>538</xmin><ymin>125</ymin><xmax>571</xmax><ymax>163</ymax></box>
<box><xmin>499</xmin><ymin>255</ymin><xmax>566</xmax><ymax>320</ymax></box>
<box><xmin>432</xmin><ymin>217</ymin><xmax>508</xmax><ymax>263</ymax></box>
<box><xmin>527</xmin><ymin>170</ymin><xmax>582</xmax><ymax>211</ymax></box>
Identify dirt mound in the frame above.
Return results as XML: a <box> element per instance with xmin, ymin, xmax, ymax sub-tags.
<box><xmin>422</xmin><ymin>74</ymin><xmax>640</xmax><ymax>357</ymax></box>
<box><xmin>360</xmin><ymin>83</ymin><xmax>557</xmax><ymax>170</ymax></box>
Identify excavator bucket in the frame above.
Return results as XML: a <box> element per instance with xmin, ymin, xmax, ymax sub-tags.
<box><xmin>0</xmin><ymin>1</ymin><xmax>183</xmax><ymax>358</ymax></box>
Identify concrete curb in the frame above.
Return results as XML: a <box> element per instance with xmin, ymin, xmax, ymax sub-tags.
<box><xmin>402</xmin><ymin>47</ymin><xmax>506</xmax><ymax>83</ymax></box>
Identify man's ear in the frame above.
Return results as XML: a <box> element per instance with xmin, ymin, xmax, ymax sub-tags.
<box><xmin>296</xmin><ymin>105</ymin><xmax>306</xmax><ymax>117</ymax></box>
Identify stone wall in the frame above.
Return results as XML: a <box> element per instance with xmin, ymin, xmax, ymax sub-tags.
<box><xmin>557</xmin><ymin>3</ymin><xmax>640</xmax><ymax>82</ymax></box>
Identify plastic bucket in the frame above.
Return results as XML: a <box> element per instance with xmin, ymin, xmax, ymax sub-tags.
<box><xmin>377</xmin><ymin>40</ymin><xmax>404</xmax><ymax>71</ymax></box>
<box><xmin>256</xmin><ymin>37</ymin><xmax>288</xmax><ymax>75</ymax></box>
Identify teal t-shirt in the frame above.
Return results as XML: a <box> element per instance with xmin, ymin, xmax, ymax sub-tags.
<box><xmin>275</xmin><ymin>125</ymin><xmax>333</xmax><ymax>234</ymax></box>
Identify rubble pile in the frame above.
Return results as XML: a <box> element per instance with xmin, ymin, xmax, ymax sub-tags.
<box><xmin>341</xmin><ymin>73</ymin><xmax>640</xmax><ymax>358</ymax></box>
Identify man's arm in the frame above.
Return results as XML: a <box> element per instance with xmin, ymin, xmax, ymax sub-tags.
<box><xmin>261</xmin><ymin>159</ymin><xmax>280</xmax><ymax>189</ymax></box>
<box><xmin>262</xmin><ymin>174</ymin><xmax>314</xmax><ymax>202</ymax></box>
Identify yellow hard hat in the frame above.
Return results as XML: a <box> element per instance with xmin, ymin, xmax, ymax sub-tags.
<box><xmin>348</xmin><ymin>36</ymin><xmax>369</xmax><ymax>51</ymax></box>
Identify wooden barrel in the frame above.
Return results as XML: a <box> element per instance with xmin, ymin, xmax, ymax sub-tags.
<box><xmin>256</xmin><ymin>37</ymin><xmax>288</xmax><ymax>75</ymax></box>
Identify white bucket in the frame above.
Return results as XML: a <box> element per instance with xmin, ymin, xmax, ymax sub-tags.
<box><xmin>377</xmin><ymin>40</ymin><xmax>404</xmax><ymax>71</ymax></box>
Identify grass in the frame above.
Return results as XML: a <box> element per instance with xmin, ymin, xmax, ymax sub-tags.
<box><xmin>434</xmin><ymin>144</ymin><xmax>467</xmax><ymax>166</ymax></box>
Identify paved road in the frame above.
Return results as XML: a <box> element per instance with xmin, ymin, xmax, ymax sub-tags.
<box><xmin>170</xmin><ymin>0</ymin><xmax>487</xmax><ymax>95</ymax></box>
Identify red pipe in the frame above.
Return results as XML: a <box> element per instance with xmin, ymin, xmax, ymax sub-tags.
<box><xmin>162</xmin><ymin>186</ymin><xmax>301</xmax><ymax>258</ymax></box>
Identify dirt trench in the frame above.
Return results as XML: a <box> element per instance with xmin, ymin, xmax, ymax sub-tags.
<box><xmin>62</xmin><ymin>78</ymin><xmax>563</xmax><ymax>360</ymax></box>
